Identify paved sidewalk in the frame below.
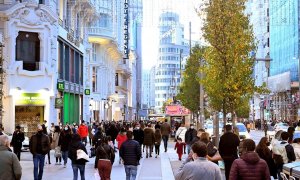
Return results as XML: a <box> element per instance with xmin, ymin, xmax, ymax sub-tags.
<box><xmin>20</xmin><ymin>143</ymin><xmax>175</xmax><ymax>180</ymax></box>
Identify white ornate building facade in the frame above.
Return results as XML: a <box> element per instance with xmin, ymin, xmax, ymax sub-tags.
<box><xmin>0</xmin><ymin>0</ymin><xmax>142</xmax><ymax>135</ymax></box>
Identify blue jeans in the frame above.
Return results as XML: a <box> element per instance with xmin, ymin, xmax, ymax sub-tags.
<box><xmin>72</xmin><ymin>164</ymin><xmax>85</xmax><ymax>180</ymax></box>
<box><xmin>62</xmin><ymin>151</ymin><xmax>68</xmax><ymax>165</ymax></box>
<box><xmin>186</xmin><ymin>144</ymin><xmax>191</xmax><ymax>154</ymax></box>
<box><xmin>162</xmin><ymin>135</ymin><xmax>169</xmax><ymax>151</ymax></box>
<box><xmin>33</xmin><ymin>154</ymin><xmax>45</xmax><ymax>180</ymax></box>
<box><xmin>125</xmin><ymin>165</ymin><xmax>137</xmax><ymax>180</ymax></box>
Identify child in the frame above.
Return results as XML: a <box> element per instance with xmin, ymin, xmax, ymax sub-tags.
<box><xmin>174</xmin><ymin>138</ymin><xmax>186</xmax><ymax>161</ymax></box>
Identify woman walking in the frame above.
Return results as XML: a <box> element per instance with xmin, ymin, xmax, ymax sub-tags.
<box><xmin>256</xmin><ymin>137</ymin><xmax>277</xmax><ymax>179</ymax></box>
<box><xmin>154</xmin><ymin>128</ymin><xmax>162</xmax><ymax>158</ymax></box>
<box><xmin>95</xmin><ymin>137</ymin><xmax>115</xmax><ymax>180</ymax></box>
<box><xmin>51</xmin><ymin>126</ymin><xmax>61</xmax><ymax>165</ymax></box>
<box><xmin>68</xmin><ymin>134</ymin><xmax>88</xmax><ymax>180</ymax></box>
<box><xmin>58</xmin><ymin>125</ymin><xmax>72</xmax><ymax>167</ymax></box>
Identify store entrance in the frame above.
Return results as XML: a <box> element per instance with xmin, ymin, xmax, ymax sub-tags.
<box><xmin>15</xmin><ymin>106</ymin><xmax>44</xmax><ymax>138</ymax></box>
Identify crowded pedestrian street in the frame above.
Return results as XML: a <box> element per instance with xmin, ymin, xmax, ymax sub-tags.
<box><xmin>15</xmin><ymin>128</ymin><xmax>263</xmax><ymax>180</ymax></box>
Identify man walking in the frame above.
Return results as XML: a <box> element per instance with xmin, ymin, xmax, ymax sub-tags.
<box><xmin>160</xmin><ymin>119</ymin><xmax>171</xmax><ymax>152</ymax></box>
<box><xmin>0</xmin><ymin>135</ymin><xmax>22</xmax><ymax>180</ymax></box>
<box><xmin>184</xmin><ymin>124</ymin><xmax>197</xmax><ymax>154</ymax></box>
<box><xmin>29</xmin><ymin>125</ymin><xmax>50</xmax><ymax>180</ymax></box>
<box><xmin>119</xmin><ymin>131</ymin><xmax>141</xmax><ymax>180</ymax></box>
<box><xmin>11</xmin><ymin>125</ymin><xmax>25</xmax><ymax>160</ymax></box>
<box><xmin>219</xmin><ymin>124</ymin><xmax>240</xmax><ymax>180</ymax></box>
<box><xmin>143</xmin><ymin>123</ymin><xmax>155</xmax><ymax>158</ymax></box>
<box><xmin>175</xmin><ymin>141</ymin><xmax>222</xmax><ymax>180</ymax></box>
<box><xmin>78</xmin><ymin>120</ymin><xmax>88</xmax><ymax>146</ymax></box>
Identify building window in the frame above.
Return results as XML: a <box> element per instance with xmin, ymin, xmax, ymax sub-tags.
<box><xmin>16</xmin><ymin>31</ymin><xmax>40</xmax><ymax>71</ymax></box>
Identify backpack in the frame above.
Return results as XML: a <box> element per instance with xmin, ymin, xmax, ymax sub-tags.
<box><xmin>273</xmin><ymin>154</ymin><xmax>283</xmax><ymax>166</ymax></box>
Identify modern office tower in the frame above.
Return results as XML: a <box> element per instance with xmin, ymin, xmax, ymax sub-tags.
<box><xmin>154</xmin><ymin>12</ymin><xmax>189</xmax><ymax>113</ymax></box>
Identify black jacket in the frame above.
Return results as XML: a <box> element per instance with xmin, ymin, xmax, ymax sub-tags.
<box><xmin>92</xmin><ymin>131</ymin><xmax>105</xmax><ymax>150</ymax></box>
<box><xmin>11</xmin><ymin>131</ymin><xmax>25</xmax><ymax>149</ymax></box>
<box><xmin>94</xmin><ymin>143</ymin><xmax>115</xmax><ymax>168</ymax></box>
<box><xmin>219</xmin><ymin>132</ymin><xmax>240</xmax><ymax>160</ymax></box>
<box><xmin>68</xmin><ymin>141</ymin><xmax>87</xmax><ymax>165</ymax></box>
<box><xmin>29</xmin><ymin>132</ymin><xmax>50</xmax><ymax>155</ymax></box>
<box><xmin>184</xmin><ymin>128</ymin><xmax>197</xmax><ymax>145</ymax></box>
<box><xmin>58</xmin><ymin>132</ymin><xmax>72</xmax><ymax>152</ymax></box>
<box><xmin>119</xmin><ymin>139</ymin><xmax>141</xmax><ymax>166</ymax></box>
<box><xmin>133</xmin><ymin>128</ymin><xmax>144</xmax><ymax>145</ymax></box>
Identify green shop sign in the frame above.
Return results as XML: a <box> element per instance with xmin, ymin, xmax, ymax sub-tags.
<box><xmin>16</xmin><ymin>93</ymin><xmax>45</xmax><ymax>105</ymax></box>
<box><xmin>84</xmin><ymin>89</ymin><xmax>90</xmax><ymax>95</ymax></box>
<box><xmin>55</xmin><ymin>98</ymin><xmax>63</xmax><ymax>108</ymax></box>
<box><xmin>57</xmin><ymin>82</ymin><xmax>65</xmax><ymax>91</ymax></box>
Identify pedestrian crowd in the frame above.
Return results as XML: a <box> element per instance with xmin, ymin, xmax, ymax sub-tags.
<box><xmin>2</xmin><ymin>119</ymin><xmax>300</xmax><ymax>180</ymax></box>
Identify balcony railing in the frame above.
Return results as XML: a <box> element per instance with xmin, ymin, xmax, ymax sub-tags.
<box><xmin>88</xmin><ymin>27</ymin><xmax>115</xmax><ymax>40</ymax></box>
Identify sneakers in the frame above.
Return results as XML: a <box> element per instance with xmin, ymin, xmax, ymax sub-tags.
<box><xmin>155</xmin><ymin>155</ymin><xmax>157</xmax><ymax>158</ymax></box>
<box><xmin>63</xmin><ymin>164</ymin><xmax>66</xmax><ymax>168</ymax></box>
<box><xmin>149</xmin><ymin>154</ymin><xmax>152</xmax><ymax>158</ymax></box>
<box><xmin>146</xmin><ymin>154</ymin><xmax>148</xmax><ymax>158</ymax></box>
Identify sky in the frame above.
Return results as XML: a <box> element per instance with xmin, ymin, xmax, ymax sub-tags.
<box><xmin>141</xmin><ymin>0</ymin><xmax>204</xmax><ymax>70</ymax></box>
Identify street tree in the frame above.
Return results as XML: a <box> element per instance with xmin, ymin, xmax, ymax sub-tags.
<box><xmin>177</xmin><ymin>45</ymin><xmax>206</xmax><ymax>119</ymax></box>
<box><xmin>200</xmin><ymin>0</ymin><xmax>258</xmax><ymax>141</ymax></box>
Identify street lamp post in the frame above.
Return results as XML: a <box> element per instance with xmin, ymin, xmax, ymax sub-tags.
<box><xmin>255</xmin><ymin>56</ymin><xmax>272</xmax><ymax>137</ymax></box>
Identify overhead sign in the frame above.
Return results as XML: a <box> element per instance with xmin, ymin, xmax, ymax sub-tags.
<box><xmin>84</xmin><ymin>89</ymin><xmax>90</xmax><ymax>95</ymax></box>
<box><xmin>55</xmin><ymin>98</ymin><xmax>63</xmax><ymax>108</ymax></box>
<box><xmin>123</xmin><ymin>0</ymin><xmax>129</xmax><ymax>60</ymax></box>
<box><xmin>165</xmin><ymin>105</ymin><xmax>190</xmax><ymax>116</ymax></box>
<box><xmin>16</xmin><ymin>93</ymin><xmax>45</xmax><ymax>105</ymax></box>
<box><xmin>57</xmin><ymin>82</ymin><xmax>65</xmax><ymax>91</ymax></box>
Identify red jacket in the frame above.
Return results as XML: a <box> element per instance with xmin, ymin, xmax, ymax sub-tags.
<box><xmin>229</xmin><ymin>152</ymin><xmax>270</xmax><ymax>180</ymax></box>
<box><xmin>175</xmin><ymin>142</ymin><xmax>186</xmax><ymax>154</ymax></box>
<box><xmin>116</xmin><ymin>134</ymin><xmax>127</xmax><ymax>149</ymax></box>
<box><xmin>77</xmin><ymin>125</ymin><xmax>88</xmax><ymax>138</ymax></box>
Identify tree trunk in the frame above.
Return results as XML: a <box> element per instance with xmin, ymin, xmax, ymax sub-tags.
<box><xmin>214</xmin><ymin>112</ymin><xmax>220</xmax><ymax>147</ymax></box>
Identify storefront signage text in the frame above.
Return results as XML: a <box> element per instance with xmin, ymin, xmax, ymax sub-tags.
<box><xmin>123</xmin><ymin>0</ymin><xmax>129</xmax><ymax>60</ymax></box>
<box><xmin>16</xmin><ymin>93</ymin><xmax>45</xmax><ymax>105</ymax></box>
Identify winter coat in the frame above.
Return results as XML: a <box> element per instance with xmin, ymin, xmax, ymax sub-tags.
<box><xmin>229</xmin><ymin>152</ymin><xmax>270</xmax><ymax>180</ymax></box>
<box><xmin>88</xmin><ymin>126</ymin><xmax>94</xmax><ymax>138</ymax></box>
<box><xmin>119</xmin><ymin>139</ymin><xmax>141</xmax><ymax>166</ymax></box>
<box><xmin>160</xmin><ymin>122</ymin><xmax>171</xmax><ymax>136</ymax></box>
<box><xmin>29</xmin><ymin>132</ymin><xmax>50</xmax><ymax>155</ymax></box>
<box><xmin>143</xmin><ymin>127</ymin><xmax>155</xmax><ymax>146</ymax></box>
<box><xmin>175</xmin><ymin>127</ymin><xmax>187</xmax><ymax>142</ymax></box>
<box><xmin>133</xmin><ymin>128</ymin><xmax>144</xmax><ymax>145</ymax></box>
<box><xmin>116</xmin><ymin>134</ymin><xmax>128</xmax><ymax>149</ymax></box>
<box><xmin>184</xmin><ymin>128</ymin><xmax>197</xmax><ymax>145</ymax></box>
<box><xmin>77</xmin><ymin>125</ymin><xmax>88</xmax><ymax>138</ymax></box>
<box><xmin>11</xmin><ymin>131</ymin><xmax>25</xmax><ymax>149</ymax></box>
<box><xmin>0</xmin><ymin>145</ymin><xmax>22</xmax><ymax>180</ymax></box>
<box><xmin>107</xmin><ymin>125</ymin><xmax>119</xmax><ymax>141</ymax></box>
<box><xmin>175</xmin><ymin>142</ymin><xmax>186</xmax><ymax>154</ymax></box>
<box><xmin>219</xmin><ymin>132</ymin><xmax>240</xmax><ymax>161</ymax></box>
<box><xmin>256</xmin><ymin>146</ymin><xmax>277</xmax><ymax>178</ymax></box>
<box><xmin>175</xmin><ymin>157</ymin><xmax>222</xmax><ymax>180</ymax></box>
<box><xmin>68</xmin><ymin>141</ymin><xmax>87</xmax><ymax>165</ymax></box>
<box><xmin>94</xmin><ymin>143</ymin><xmax>115</xmax><ymax>168</ymax></box>
<box><xmin>51</xmin><ymin>132</ymin><xmax>60</xmax><ymax>150</ymax></box>
<box><xmin>93</xmin><ymin>131</ymin><xmax>105</xmax><ymax>150</ymax></box>
<box><xmin>58</xmin><ymin>131</ymin><xmax>72</xmax><ymax>152</ymax></box>
<box><xmin>154</xmin><ymin>129</ymin><xmax>162</xmax><ymax>145</ymax></box>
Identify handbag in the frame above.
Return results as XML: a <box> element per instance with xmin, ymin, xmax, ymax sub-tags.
<box><xmin>90</xmin><ymin>147</ymin><xmax>96</xmax><ymax>158</ymax></box>
<box><xmin>77</xmin><ymin>149</ymin><xmax>89</xmax><ymax>161</ymax></box>
<box><xmin>54</xmin><ymin>146</ymin><xmax>61</xmax><ymax>158</ymax></box>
